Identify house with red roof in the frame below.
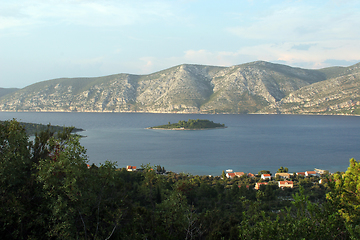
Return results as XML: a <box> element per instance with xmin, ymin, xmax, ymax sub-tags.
<box><xmin>234</xmin><ymin>172</ymin><xmax>245</xmax><ymax>177</ymax></box>
<box><xmin>247</xmin><ymin>173</ymin><xmax>255</xmax><ymax>178</ymax></box>
<box><xmin>275</xmin><ymin>173</ymin><xmax>291</xmax><ymax>179</ymax></box>
<box><xmin>226</xmin><ymin>171</ymin><xmax>245</xmax><ymax>179</ymax></box>
<box><xmin>261</xmin><ymin>174</ymin><xmax>271</xmax><ymax>180</ymax></box>
<box><xmin>255</xmin><ymin>182</ymin><xmax>268</xmax><ymax>190</ymax></box>
<box><xmin>126</xmin><ymin>165</ymin><xmax>137</xmax><ymax>172</ymax></box>
<box><xmin>226</xmin><ymin>172</ymin><xmax>236</xmax><ymax>179</ymax></box>
<box><xmin>305</xmin><ymin>171</ymin><xmax>318</xmax><ymax>177</ymax></box>
<box><xmin>278</xmin><ymin>181</ymin><xmax>294</xmax><ymax>188</ymax></box>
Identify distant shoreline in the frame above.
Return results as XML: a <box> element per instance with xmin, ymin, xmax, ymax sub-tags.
<box><xmin>1</xmin><ymin>110</ymin><xmax>359</xmax><ymax>116</ymax></box>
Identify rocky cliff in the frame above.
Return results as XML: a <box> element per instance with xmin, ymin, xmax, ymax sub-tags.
<box><xmin>261</xmin><ymin>63</ymin><xmax>360</xmax><ymax>115</ymax></box>
<box><xmin>1</xmin><ymin>61</ymin><xmax>359</xmax><ymax>115</ymax></box>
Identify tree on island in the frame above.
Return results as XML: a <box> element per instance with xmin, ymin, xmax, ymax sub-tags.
<box><xmin>149</xmin><ymin>119</ymin><xmax>226</xmax><ymax>130</ymax></box>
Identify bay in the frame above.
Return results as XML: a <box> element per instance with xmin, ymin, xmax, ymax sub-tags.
<box><xmin>1</xmin><ymin>112</ymin><xmax>359</xmax><ymax>176</ymax></box>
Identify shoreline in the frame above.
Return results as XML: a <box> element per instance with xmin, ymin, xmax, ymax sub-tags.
<box><xmin>0</xmin><ymin>110</ymin><xmax>359</xmax><ymax>117</ymax></box>
<box><xmin>146</xmin><ymin>126</ymin><xmax>227</xmax><ymax>130</ymax></box>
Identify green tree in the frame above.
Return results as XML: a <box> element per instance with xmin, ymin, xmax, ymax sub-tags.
<box><xmin>239</xmin><ymin>186</ymin><xmax>348</xmax><ymax>239</ymax></box>
<box><xmin>277</xmin><ymin>166</ymin><xmax>288</xmax><ymax>173</ymax></box>
<box><xmin>1</xmin><ymin>119</ymin><xmax>126</xmax><ymax>239</ymax></box>
<box><xmin>154</xmin><ymin>192</ymin><xmax>199</xmax><ymax>239</ymax></box>
<box><xmin>221</xmin><ymin>170</ymin><xmax>227</xmax><ymax>179</ymax></box>
<box><xmin>0</xmin><ymin>120</ymin><xmax>75</xmax><ymax>238</ymax></box>
<box><xmin>327</xmin><ymin>158</ymin><xmax>360</xmax><ymax>228</ymax></box>
<box><xmin>0</xmin><ymin>119</ymin><xmax>37</xmax><ymax>238</ymax></box>
<box><xmin>36</xmin><ymin>135</ymin><xmax>125</xmax><ymax>239</ymax></box>
<box><xmin>258</xmin><ymin>170</ymin><xmax>270</xmax><ymax>176</ymax></box>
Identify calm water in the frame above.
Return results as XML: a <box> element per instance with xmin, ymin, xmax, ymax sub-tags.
<box><xmin>1</xmin><ymin>112</ymin><xmax>359</xmax><ymax>176</ymax></box>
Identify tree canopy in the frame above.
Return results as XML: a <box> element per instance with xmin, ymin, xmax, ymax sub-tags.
<box><xmin>1</xmin><ymin>119</ymin><xmax>359</xmax><ymax>239</ymax></box>
<box><xmin>277</xmin><ymin>166</ymin><xmax>289</xmax><ymax>173</ymax></box>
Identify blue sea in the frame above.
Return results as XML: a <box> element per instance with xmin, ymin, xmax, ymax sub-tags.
<box><xmin>1</xmin><ymin>112</ymin><xmax>359</xmax><ymax>176</ymax></box>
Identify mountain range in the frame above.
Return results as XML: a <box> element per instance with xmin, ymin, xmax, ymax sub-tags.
<box><xmin>1</xmin><ymin>61</ymin><xmax>360</xmax><ymax>115</ymax></box>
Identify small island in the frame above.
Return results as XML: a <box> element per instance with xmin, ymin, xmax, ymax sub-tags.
<box><xmin>148</xmin><ymin>119</ymin><xmax>226</xmax><ymax>130</ymax></box>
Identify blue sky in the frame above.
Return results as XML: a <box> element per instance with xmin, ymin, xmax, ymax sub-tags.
<box><xmin>1</xmin><ymin>0</ymin><xmax>360</xmax><ymax>88</ymax></box>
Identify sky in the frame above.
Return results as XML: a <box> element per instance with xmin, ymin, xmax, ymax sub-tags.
<box><xmin>1</xmin><ymin>0</ymin><xmax>360</xmax><ymax>88</ymax></box>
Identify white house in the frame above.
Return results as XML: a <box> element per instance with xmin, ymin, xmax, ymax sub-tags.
<box><xmin>278</xmin><ymin>181</ymin><xmax>294</xmax><ymax>188</ymax></box>
<box><xmin>261</xmin><ymin>174</ymin><xmax>271</xmax><ymax>180</ymax></box>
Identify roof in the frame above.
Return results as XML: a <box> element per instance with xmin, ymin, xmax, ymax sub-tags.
<box><xmin>247</xmin><ymin>173</ymin><xmax>255</xmax><ymax>177</ymax></box>
<box><xmin>315</xmin><ymin>168</ymin><xmax>327</xmax><ymax>174</ymax></box>
<box><xmin>306</xmin><ymin>171</ymin><xmax>317</xmax><ymax>174</ymax></box>
<box><xmin>278</xmin><ymin>181</ymin><xmax>293</xmax><ymax>185</ymax></box>
<box><xmin>275</xmin><ymin>173</ymin><xmax>290</xmax><ymax>176</ymax></box>
<box><xmin>255</xmin><ymin>182</ymin><xmax>268</xmax><ymax>189</ymax></box>
<box><xmin>234</xmin><ymin>172</ymin><xmax>245</xmax><ymax>176</ymax></box>
<box><xmin>262</xmin><ymin>174</ymin><xmax>271</xmax><ymax>177</ymax></box>
<box><xmin>256</xmin><ymin>182</ymin><xmax>268</xmax><ymax>185</ymax></box>
<box><xmin>126</xmin><ymin>165</ymin><xmax>137</xmax><ymax>170</ymax></box>
<box><xmin>296</xmin><ymin>172</ymin><xmax>306</xmax><ymax>176</ymax></box>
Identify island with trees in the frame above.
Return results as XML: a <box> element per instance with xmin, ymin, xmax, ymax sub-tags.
<box><xmin>148</xmin><ymin>119</ymin><xmax>226</xmax><ymax>130</ymax></box>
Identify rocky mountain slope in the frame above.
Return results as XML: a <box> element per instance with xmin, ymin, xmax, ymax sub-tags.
<box><xmin>261</xmin><ymin>63</ymin><xmax>360</xmax><ymax>115</ymax></box>
<box><xmin>1</xmin><ymin>61</ymin><xmax>359</xmax><ymax>115</ymax></box>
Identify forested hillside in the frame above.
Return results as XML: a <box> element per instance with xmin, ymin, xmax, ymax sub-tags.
<box><xmin>1</xmin><ymin>119</ymin><xmax>360</xmax><ymax>239</ymax></box>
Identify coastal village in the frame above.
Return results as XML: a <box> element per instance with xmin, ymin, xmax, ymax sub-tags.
<box><xmin>222</xmin><ymin>168</ymin><xmax>327</xmax><ymax>190</ymax></box>
<box><xmin>125</xmin><ymin>165</ymin><xmax>331</xmax><ymax>191</ymax></box>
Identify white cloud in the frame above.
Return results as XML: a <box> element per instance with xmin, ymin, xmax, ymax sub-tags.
<box><xmin>181</xmin><ymin>49</ymin><xmax>255</xmax><ymax>67</ymax></box>
<box><xmin>0</xmin><ymin>0</ymin><xmax>175</xmax><ymax>30</ymax></box>
<box><xmin>134</xmin><ymin>41</ymin><xmax>360</xmax><ymax>75</ymax></box>
<box><xmin>225</xmin><ymin>2</ymin><xmax>360</xmax><ymax>68</ymax></box>
<box><xmin>69</xmin><ymin>56</ymin><xmax>105</xmax><ymax>67</ymax></box>
<box><xmin>227</xmin><ymin>3</ymin><xmax>360</xmax><ymax>42</ymax></box>
<box><xmin>233</xmin><ymin>39</ymin><xmax>360</xmax><ymax>69</ymax></box>
<box><xmin>1</xmin><ymin>0</ymin><xmax>359</xmax><ymax>88</ymax></box>
<box><xmin>139</xmin><ymin>57</ymin><xmax>156</xmax><ymax>74</ymax></box>
<box><xmin>128</xmin><ymin>49</ymin><xmax>255</xmax><ymax>75</ymax></box>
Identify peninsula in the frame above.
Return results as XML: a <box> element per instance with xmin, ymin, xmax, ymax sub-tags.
<box><xmin>148</xmin><ymin>119</ymin><xmax>226</xmax><ymax>130</ymax></box>
<box><xmin>0</xmin><ymin>120</ymin><xmax>84</xmax><ymax>136</ymax></box>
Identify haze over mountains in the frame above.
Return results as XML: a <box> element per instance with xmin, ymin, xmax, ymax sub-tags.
<box><xmin>0</xmin><ymin>88</ymin><xmax>19</xmax><ymax>98</ymax></box>
<box><xmin>1</xmin><ymin>61</ymin><xmax>360</xmax><ymax>115</ymax></box>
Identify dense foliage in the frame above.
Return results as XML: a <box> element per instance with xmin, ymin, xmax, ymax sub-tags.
<box><xmin>1</xmin><ymin>119</ymin><xmax>360</xmax><ymax>239</ymax></box>
<box><xmin>149</xmin><ymin>119</ymin><xmax>226</xmax><ymax>130</ymax></box>
<box><xmin>0</xmin><ymin>120</ymin><xmax>83</xmax><ymax>136</ymax></box>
